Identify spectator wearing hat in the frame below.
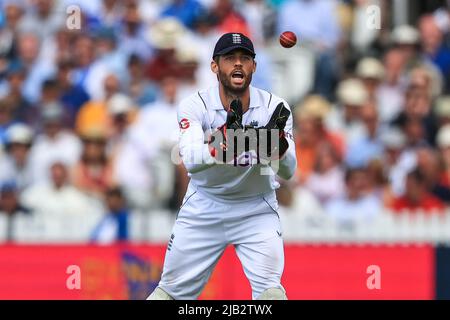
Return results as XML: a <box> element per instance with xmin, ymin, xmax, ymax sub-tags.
<box><xmin>294</xmin><ymin>95</ymin><xmax>345</xmax><ymax>184</ymax></box>
<box><xmin>106</xmin><ymin>92</ymin><xmax>138</xmax><ymax>157</ymax></box>
<box><xmin>390</xmin><ymin>24</ymin><xmax>421</xmax><ymax>69</ymax></box>
<box><xmin>145</xmin><ymin>17</ymin><xmax>188</xmax><ymax>82</ymax></box>
<box><xmin>28</xmin><ymin>102</ymin><xmax>82</xmax><ymax>184</ymax></box>
<box><xmin>356</xmin><ymin>57</ymin><xmax>385</xmax><ymax>102</ymax></box>
<box><xmin>71</xmin><ymin>126</ymin><xmax>115</xmax><ymax>199</ymax></box>
<box><xmin>326</xmin><ymin>78</ymin><xmax>368</xmax><ymax>143</ymax></box>
<box><xmin>390</xmin><ymin>168</ymin><xmax>445</xmax><ymax>214</ymax></box>
<box><xmin>380</xmin><ymin>127</ymin><xmax>417</xmax><ymax>199</ymax></box>
<box><xmin>434</xmin><ymin>95</ymin><xmax>450</xmax><ymax>128</ymax></box>
<box><xmin>0</xmin><ymin>123</ymin><xmax>35</xmax><ymax>191</ymax></box>
<box><xmin>0</xmin><ymin>181</ymin><xmax>30</xmax><ymax>242</ymax></box>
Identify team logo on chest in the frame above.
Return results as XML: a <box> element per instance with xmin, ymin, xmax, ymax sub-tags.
<box><xmin>249</xmin><ymin>120</ymin><xmax>259</xmax><ymax>127</ymax></box>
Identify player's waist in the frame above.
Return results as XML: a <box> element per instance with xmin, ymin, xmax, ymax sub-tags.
<box><xmin>187</xmin><ymin>182</ymin><xmax>276</xmax><ymax>205</ymax></box>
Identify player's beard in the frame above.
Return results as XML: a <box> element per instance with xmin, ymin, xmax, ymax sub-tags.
<box><xmin>217</xmin><ymin>67</ymin><xmax>252</xmax><ymax>96</ymax></box>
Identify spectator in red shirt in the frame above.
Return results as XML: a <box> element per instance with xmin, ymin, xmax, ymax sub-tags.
<box><xmin>390</xmin><ymin>168</ymin><xmax>445</xmax><ymax>213</ymax></box>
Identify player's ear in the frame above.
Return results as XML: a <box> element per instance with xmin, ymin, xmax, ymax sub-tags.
<box><xmin>253</xmin><ymin>60</ymin><xmax>257</xmax><ymax>73</ymax></box>
<box><xmin>211</xmin><ymin>59</ymin><xmax>219</xmax><ymax>75</ymax></box>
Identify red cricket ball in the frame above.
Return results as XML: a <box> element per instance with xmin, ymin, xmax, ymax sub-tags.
<box><xmin>279</xmin><ymin>31</ymin><xmax>297</xmax><ymax>48</ymax></box>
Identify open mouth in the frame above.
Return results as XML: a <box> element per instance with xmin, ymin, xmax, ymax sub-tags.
<box><xmin>231</xmin><ymin>70</ymin><xmax>245</xmax><ymax>84</ymax></box>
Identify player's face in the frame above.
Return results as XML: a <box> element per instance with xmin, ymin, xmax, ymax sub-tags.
<box><xmin>212</xmin><ymin>50</ymin><xmax>256</xmax><ymax>95</ymax></box>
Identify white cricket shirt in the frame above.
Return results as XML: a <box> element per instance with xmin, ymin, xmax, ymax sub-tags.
<box><xmin>178</xmin><ymin>84</ymin><xmax>297</xmax><ymax>201</ymax></box>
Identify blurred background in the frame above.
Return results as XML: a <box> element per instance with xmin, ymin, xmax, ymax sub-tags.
<box><xmin>1</xmin><ymin>0</ymin><xmax>450</xmax><ymax>299</ymax></box>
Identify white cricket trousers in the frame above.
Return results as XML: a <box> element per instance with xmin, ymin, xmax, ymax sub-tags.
<box><xmin>157</xmin><ymin>184</ymin><xmax>285</xmax><ymax>300</ymax></box>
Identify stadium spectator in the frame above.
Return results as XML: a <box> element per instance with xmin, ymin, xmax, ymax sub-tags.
<box><xmin>28</xmin><ymin>102</ymin><xmax>82</xmax><ymax>184</ymax></box>
<box><xmin>14</xmin><ymin>32</ymin><xmax>56</xmax><ymax>104</ymax></box>
<box><xmin>377</xmin><ymin>48</ymin><xmax>408</xmax><ymax>124</ymax></box>
<box><xmin>294</xmin><ymin>95</ymin><xmax>344</xmax><ymax>183</ymax></box>
<box><xmin>0</xmin><ymin>99</ymin><xmax>16</xmax><ymax>145</ymax></box>
<box><xmin>145</xmin><ymin>17</ymin><xmax>187</xmax><ymax>82</ymax></box>
<box><xmin>419</xmin><ymin>14</ymin><xmax>450</xmax><ymax>92</ymax></box>
<box><xmin>160</xmin><ymin>0</ymin><xmax>205</xmax><ymax>30</ymax></box>
<box><xmin>325</xmin><ymin>167</ymin><xmax>382</xmax><ymax>227</ymax></box>
<box><xmin>75</xmin><ymin>73</ymin><xmax>121</xmax><ymax>136</ymax></box>
<box><xmin>390</xmin><ymin>168</ymin><xmax>445</xmax><ymax>213</ymax></box>
<box><xmin>124</xmin><ymin>54</ymin><xmax>158</xmax><ymax>107</ymax></box>
<box><xmin>117</xmin><ymin>1</ymin><xmax>153</xmax><ymax>62</ymax></box>
<box><xmin>277</xmin><ymin>0</ymin><xmax>341</xmax><ymax>100</ymax></box>
<box><xmin>305</xmin><ymin>143</ymin><xmax>345</xmax><ymax>205</ymax></box>
<box><xmin>326</xmin><ymin>78</ymin><xmax>368</xmax><ymax>143</ymax></box>
<box><xmin>1</xmin><ymin>61</ymin><xmax>34</xmax><ymax>124</ymax></box>
<box><xmin>18</xmin><ymin>0</ymin><xmax>65</xmax><ymax>39</ymax></box>
<box><xmin>0</xmin><ymin>123</ymin><xmax>34</xmax><ymax>191</ymax></box>
<box><xmin>211</xmin><ymin>0</ymin><xmax>251</xmax><ymax>37</ymax></box>
<box><xmin>90</xmin><ymin>186</ymin><xmax>129</xmax><ymax>243</ymax></box>
<box><xmin>415</xmin><ymin>146</ymin><xmax>450</xmax><ymax>203</ymax></box>
<box><xmin>56</xmin><ymin>60</ymin><xmax>91</xmax><ymax>127</ymax></box>
<box><xmin>276</xmin><ymin>179</ymin><xmax>325</xmax><ymax>240</ymax></box>
<box><xmin>21</xmin><ymin>162</ymin><xmax>99</xmax><ymax>216</ymax></box>
<box><xmin>114</xmin><ymin>76</ymin><xmax>180</xmax><ymax>211</ymax></box>
<box><xmin>106</xmin><ymin>92</ymin><xmax>138</xmax><ymax>156</ymax></box>
<box><xmin>436</xmin><ymin>124</ymin><xmax>450</xmax><ymax>189</ymax></box>
<box><xmin>71</xmin><ymin>33</ymin><xmax>111</xmax><ymax>101</ymax></box>
<box><xmin>0</xmin><ymin>182</ymin><xmax>30</xmax><ymax>242</ymax></box>
<box><xmin>355</xmin><ymin>57</ymin><xmax>385</xmax><ymax>103</ymax></box>
<box><xmin>71</xmin><ymin>127</ymin><xmax>115</xmax><ymax>199</ymax></box>
<box><xmin>345</xmin><ymin>102</ymin><xmax>384</xmax><ymax>168</ymax></box>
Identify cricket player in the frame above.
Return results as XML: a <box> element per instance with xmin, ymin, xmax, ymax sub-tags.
<box><xmin>147</xmin><ymin>33</ymin><xmax>297</xmax><ymax>300</ymax></box>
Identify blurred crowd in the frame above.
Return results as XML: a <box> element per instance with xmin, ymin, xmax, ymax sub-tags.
<box><xmin>1</xmin><ymin>0</ymin><xmax>450</xmax><ymax>243</ymax></box>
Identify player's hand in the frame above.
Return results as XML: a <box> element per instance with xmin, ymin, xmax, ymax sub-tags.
<box><xmin>226</xmin><ymin>99</ymin><xmax>243</xmax><ymax>130</ymax></box>
<box><xmin>255</xmin><ymin>102</ymin><xmax>290</xmax><ymax>161</ymax></box>
<box><xmin>208</xmin><ymin>99</ymin><xmax>244</xmax><ymax>163</ymax></box>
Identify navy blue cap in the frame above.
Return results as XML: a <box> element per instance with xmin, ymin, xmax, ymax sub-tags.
<box><xmin>213</xmin><ymin>33</ymin><xmax>255</xmax><ymax>58</ymax></box>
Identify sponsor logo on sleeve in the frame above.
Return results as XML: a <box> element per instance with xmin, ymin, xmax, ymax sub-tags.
<box><xmin>179</xmin><ymin>118</ymin><xmax>190</xmax><ymax>130</ymax></box>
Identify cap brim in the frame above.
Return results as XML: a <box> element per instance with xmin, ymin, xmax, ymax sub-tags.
<box><xmin>213</xmin><ymin>45</ymin><xmax>255</xmax><ymax>58</ymax></box>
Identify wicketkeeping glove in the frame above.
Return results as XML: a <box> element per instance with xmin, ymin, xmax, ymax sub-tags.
<box><xmin>255</xmin><ymin>102</ymin><xmax>290</xmax><ymax>161</ymax></box>
<box><xmin>208</xmin><ymin>99</ymin><xmax>244</xmax><ymax>163</ymax></box>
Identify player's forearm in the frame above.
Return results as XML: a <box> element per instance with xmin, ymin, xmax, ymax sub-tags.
<box><xmin>276</xmin><ymin>140</ymin><xmax>297</xmax><ymax>180</ymax></box>
<box><xmin>179</xmin><ymin>124</ymin><xmax>216</xmax><ymax>174</ymax></box>
<box><xmin>180</xmin><ymin>143</ymin><xmax>216</xmax><ymax>174</ymax></box>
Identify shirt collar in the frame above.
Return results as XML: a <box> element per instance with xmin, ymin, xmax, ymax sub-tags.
<box><xmin>211</xmin><ymin>85</ymin><xmax>262</xmax><ymax>110</ymax></box>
